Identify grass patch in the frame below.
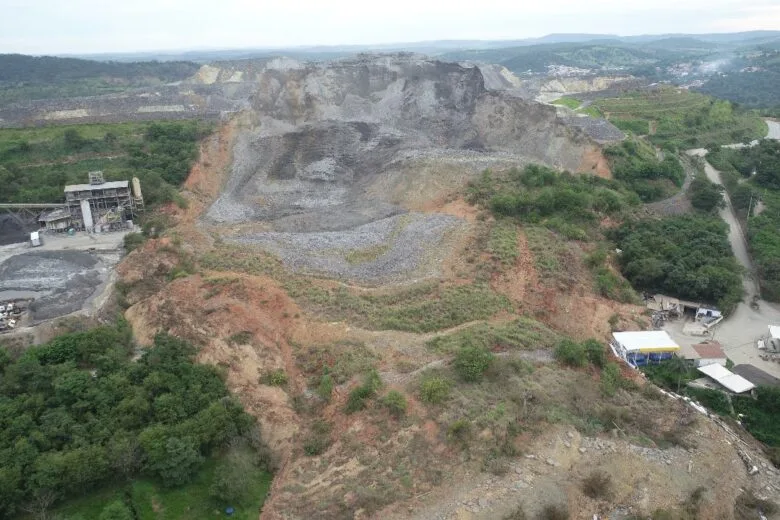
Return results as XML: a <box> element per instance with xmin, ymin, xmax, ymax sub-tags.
<box><xmin>261</xmin><ymin>369</ymin><xmax>288</xmax><ymax>387</ymax></box>
<box><xmin>488</xmin><ymin>219</ymin><xmax>519</xmax><ymax>266</ymax></box>
<box><xmin>551</xmin><ymin>96</ymin><xmax>582</xmax><ymax>110</ymax></box>
<box><xmin>344</xmin><ymin>244</ymin><xmax>391</xmax><ymax>265</ymax></box>
<box><xmin>426</xmin><ymin>317</ymin><xmax>559</xmax><ymax>353</ymax></box>
<box><xmin>302</xmin><ymin>282</ymin><xmax>511</xmax><ymax>334</ymax></box>
<box><xmin>227</xmin><ymin>331</ymin><xmax>253</xmax><ymax>346</ymax></box>
<box><xmin>47</xmin><ymin>456</ymin><xmax>271</xmax><ymax>520</ymax></box>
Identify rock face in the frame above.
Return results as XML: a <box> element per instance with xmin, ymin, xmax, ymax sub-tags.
<box><xmin>208</xmin><ymin>54</ymin><xmax>595</xmax><ymax>227</ymax></box>
<box><xmin>204</xmin><ymin>54</ymin><xmax>601</xmax><ymax>283</ymax></box>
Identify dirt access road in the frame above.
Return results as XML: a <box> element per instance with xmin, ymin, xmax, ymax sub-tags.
<box><xmin>678</xmin><ymin>120</ymin><xmax>780</xmax><ymax>377</ymax></box>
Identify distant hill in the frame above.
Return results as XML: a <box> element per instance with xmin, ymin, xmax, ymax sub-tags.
<box><xmin>0</xmin><ymin>54</ymin><xmax>199</xmax><ymax>84</ymax></box>
<box><xmin>0</xmin><ymin>54</ymin><xmax>200</xmax><ymax>107</ymax></box>
<box><xmin>62</xmin><ymin>31</ymin><xmax>780</xmax><ymax>63</ymax></box>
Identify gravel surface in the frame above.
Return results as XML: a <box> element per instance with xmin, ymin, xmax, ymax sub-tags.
<box><xmin>0</xmin><ymin>250</ymin><xmax>110</xmax><ymax>322</ymax></box>
<box><xmin>205</xmin><ymin>55</ymin><xmax>597</xmax><ymax>282</ymax></box>
<box><xmin>232</xmin><ymin>212</ymin><xmax>462</xmax><ymax>283</ymax></box>
<box><xmin>560</xmin><ymin>115</ymin><xmax>625</xmax><ymax>144</ymax></box>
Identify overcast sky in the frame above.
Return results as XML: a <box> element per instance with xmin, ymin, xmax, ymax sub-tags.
<box><xmin>2</xmin><ymin>0</ymin><xmax>779</xmax><ymax>55</ymax></box>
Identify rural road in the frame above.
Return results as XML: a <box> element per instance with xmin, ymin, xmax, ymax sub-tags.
<box><xmin>675</xmin><ymin>121</ymin><xmax>780</xmax><ymax>376</ymax></box>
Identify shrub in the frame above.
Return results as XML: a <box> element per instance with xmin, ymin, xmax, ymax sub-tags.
<box><xmin>539</xmin><ymin>504</ymin><xmax>569</xmax><ymax>520</ymax></box>
<box><xmin>600</xmin><ymin>362</ymin><xmax>622</xmax><ymax>397</ymax></box>
<box><xmin>123</xmin><ymin>232</ymin><xmax>146</xmax><ymax>252</ymax></box>
<box><xmin>581</xmin><ymin>470</ymin><xmax>612</xmax><ymax>499</ymax></box>
<box><xmin>344</xmin><ymin>370</ymin><xmax>383</xmax><ymax>414</ymax></box>
<box><xmin>583</xmin><ymin>339</ymin><xmax>606</xmax><ymax>367</ymax></box>
<box><xmin>454</xmin><ymin>345</ymin><xmax>494</xmax><ymax>382</ymax></box>
<box><xmin>345</xmin><ymin>385</ymin><xmax>373</xmax><ymax>413</ymax></box>
<box><xmin>381</xmin><ymin>390</ymin><xmax>408</xmax><ymax>417</ymax></box>
<box><xmin>554</xmin><ymin>339</ymin><xmax>587</xmax><ymax>367</ymax></box>
<box><xmin>302</xmin><ymin>420</ymin><xmax>332</xmax><ymax>456</ymax></box>
<box><xmin>262</xmin><ymin>369</ymin><xmax>288</xmax><ymax>387</ymax></box>
<box><xmin>227</xmin><ymin>331</ymin><xmax>253</xmax><ymax>345</ymax></box>
<box><xmin>447</xmin><ymin>419</ymin><xmax>471</xmax><ymax>443</ymax></box>
<box><xmin>303</xmin><ymin>436</ymin><xmax>330</xmax><ymax>456</ymax></box>
<box><xmin>419</xmin><ymin>376</ymin><xmax>452</xmax><ymax>404</ymax></box>
<box><xmin>317</xmin><ymin>373</ymin><xmax>333</xmax><ymax>401</ymax></box>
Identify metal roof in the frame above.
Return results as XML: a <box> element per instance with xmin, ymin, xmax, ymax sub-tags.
<box><xmin>612</xmin><ymin>331</ymin><xmax>680</xmax><ymax>352</ymax></box>
<box><xmin>64</xmin><ymin>180</ymin><xmax>129</xmax><ymax>193</ymax></box>
<box><xmin>698</xmin><ymin>364</ymin><xmax>755</xmax><ymax>394</ymax></box>
<box><xmin>39</xmin><ymin>208</ymin><xmax>71</xmax><ymax>222</ymax></box>
<box><xmin>692</xmin><ymin>341</ymin><xmax>726</xmax><ymax>360</ymax></box>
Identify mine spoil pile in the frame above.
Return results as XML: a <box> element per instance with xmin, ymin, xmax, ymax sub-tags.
<box><xmin>207</xmin><ymin>55</ymin><xmax>595</xmax><ymax>283</ymax></box>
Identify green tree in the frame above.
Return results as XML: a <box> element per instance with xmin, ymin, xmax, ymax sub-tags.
<box><xmin>63</xmin><ymin>129</ymin><xmax>86</xmax><ymax>151</ymax></box>
<box><xmin>99</xmin><ymin>500</ymin><xmax>133</xmax><ymax>520</ymax></box>
<box><xmin>209</xmin><ymin>452</ymin><xmax>254</xmax><ymax>504</ymax></box>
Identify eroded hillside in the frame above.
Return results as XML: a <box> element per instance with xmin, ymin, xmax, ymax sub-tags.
<box><xmin>115</xmin><ymin>56</ymin><xmax>780</xmax><ymax>520</ymax></box>
<box><xmin>204</xmin><ymin>55</ymin><xmax>605</xmax><ymax>284</ymax></box>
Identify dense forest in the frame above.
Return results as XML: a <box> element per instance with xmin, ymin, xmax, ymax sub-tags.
<box><xmin>708</xmin><ymin>140</ymin><xmax>780</xmax><ymax>301</ymax></box>
<box><xmin>0</xmin><ymin>325</ymin><xmax>261</xmax><ymax>519</ymax></box>
<box><xmin>0</xmin><ymin>55</ymin><xmax>199</xmax><ymax>106</ymax></box>
<box><xmin>609</xmin><ymin>216</ymin><xmax>744</xmax><ymax>311</ymax></box>
<box><xmin>0</xmin><ymin>120</ymin><xmax>211</xmax><ymax>206</ymax></box>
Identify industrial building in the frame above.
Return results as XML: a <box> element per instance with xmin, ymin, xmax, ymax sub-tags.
<box><xmin>610</xmin><ymin>330</ymin><xmax>680</xmax><ymax>367</ymax></box>
<box><xmin>40</xmin><ymin>171</ymin><xmax>144</xmax><ymax>233</ymax></box>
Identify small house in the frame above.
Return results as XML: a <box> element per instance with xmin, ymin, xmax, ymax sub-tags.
<box><xmin>611</xmin><ymin>331</ymin><xmax>680</xmax><ymax>367</ymax></box>
<box><xmin>681</xmin><ymin>340</ymin><xmax>727</xmax><ymax>367</ymax></box>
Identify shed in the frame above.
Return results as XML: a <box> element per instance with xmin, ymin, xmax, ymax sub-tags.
<box><xmin>697</xmin><ymin>363</ymin><xmax>755</xmax><ymax>394</ymax></box>
<box><xmin>29</xmin><ymin>231</ymin><xmax>41</xmax><ymax>247</ymax></box>
<box><xmin>611</xmin><ymin>331</ymin><xmax>680</xmax><ymax>367</ymax></box>
<box><xmin>684</xmin><ymin>340</ymin><xmax>727</xmax><ymax>367</ymax></box>
<box><xmin>38</xmin><ymin>208</ymin><xmax>72</xmax><ymax>231</ymax></box>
